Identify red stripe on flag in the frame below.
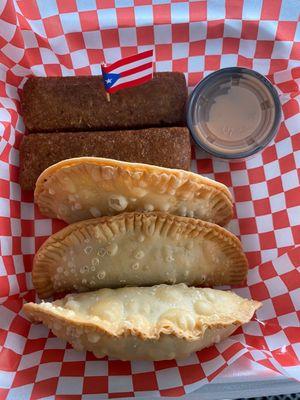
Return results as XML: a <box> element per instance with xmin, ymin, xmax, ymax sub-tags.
<box><xmin>103</xmin><ymin>50</ymin><xmax>153</xmax><ymax>73</ymax></box>
<box><xmin>107</xmin><ymin>73</ymin><xmax>153</xmax><ymax>93</ymax></box>
<box><xmin>120</xmin><ymin>62</ymin><xmax>153</xmax><ymax>78</ymax></box>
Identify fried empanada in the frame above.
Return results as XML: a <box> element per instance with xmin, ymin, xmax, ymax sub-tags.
<box><xmin>34</xmin><ymin>157</ymin><xmax>233</xmax><ymax>225</ymax></box>
<box><xmin>23</xmin><ymin>284</ymin><xmax>260</xmax><ymax>361</ymax></box>
<box><xmin>32</xmin><ymin>212</ymin><xmax>248</xmax><ymax>299</ymax></box>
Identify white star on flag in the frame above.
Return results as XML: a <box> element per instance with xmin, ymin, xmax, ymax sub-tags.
<box><xmin>101</xmin><ymin>50</ymin><xmax>153</xmax><ymax>94</ymax></box>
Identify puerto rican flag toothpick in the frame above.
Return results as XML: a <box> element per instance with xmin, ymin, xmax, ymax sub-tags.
<box><xmin>101</xmin><ymin>50</ymin><xmax>153</xmax><ymax>100</ymax></box>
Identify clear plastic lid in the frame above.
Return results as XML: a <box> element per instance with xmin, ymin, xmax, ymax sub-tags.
<box><xmin>187</xmin><ymin>68</ymin><xmax>282</xmax><ymax>159</ymax></box>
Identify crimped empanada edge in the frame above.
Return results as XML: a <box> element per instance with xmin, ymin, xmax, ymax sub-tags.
<box><xmin>34</xmin><ymin>157</ymin><xmax>233</xmax><ymax>226</ymax></box>
<box><xmin>32</xmin><ymin>212</ymin><xmax>248</xmax><ymax>299</ymax></box>
<box><xmin>35</xmin><ymin>157</ymin><xmax>232</xmax><ymax>200</ymax></box>
<box><xmin>22</xmin><ymin>297</ymin><xmax>261</xmax><ymax>341</ymax></box>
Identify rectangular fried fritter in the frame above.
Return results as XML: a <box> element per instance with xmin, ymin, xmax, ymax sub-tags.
<box><xmin>19</xmin><ymin>127</ymin><xmax>191</xmax><ymax>190</ymax></box>
<box><xmin>21</xmin><ymin>73</ymin><xmax>187</xmax><ymax>132</ymax></box>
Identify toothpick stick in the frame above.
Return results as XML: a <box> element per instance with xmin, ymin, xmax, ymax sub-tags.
<box><xmin>106</xmin><ymin>92</ymin><xmax>111</xmax><ymax>102</ymax></box>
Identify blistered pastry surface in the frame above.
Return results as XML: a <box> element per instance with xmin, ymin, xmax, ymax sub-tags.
<box><xmin>35</xmin><ymin>157</ymin><xmax>233</xmax><ymax>225</ymax></box>
<box><xmin>23</xmin><ymin>284</ymin><xmax>260</xmax><ymax>360</ymax></box>
<box><xmin>32</xmin><ymin>212</ymin><xmax>248</xmax><ymax>298</ymax></box>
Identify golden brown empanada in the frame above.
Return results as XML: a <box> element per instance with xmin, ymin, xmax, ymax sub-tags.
<box><xmin>34</xmin><ymin>157</ymin><xmax>233</xmax><ymax>225</ymax></box>
<box><xmin>23</xmin><ymin>284</ymin><xmax>260</xmax><ymax>361</ymax></box>
<box><xmin>32</xmin><ymin>212</ymin><xmax>248</xmax><ymax>299</ymax></box>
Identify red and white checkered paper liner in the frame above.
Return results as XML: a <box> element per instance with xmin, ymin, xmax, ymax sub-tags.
<box><xmin>0</xmin><ymin>0</ymin><xmax>299</xmax><ymax>398</ymax></box>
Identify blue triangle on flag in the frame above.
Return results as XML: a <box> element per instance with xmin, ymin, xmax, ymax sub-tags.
<box><xmin>103</xmin><ymin>72</ymin><xmax>120</xmax><ymax>90</ymax></box>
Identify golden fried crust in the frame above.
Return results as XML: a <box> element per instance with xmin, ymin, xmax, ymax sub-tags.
<box><xmin>34</xmin><ymin>157</ymin><xmax>233</xmax><ymax>225</ymax></box>
<box><xmin>23</xmin><ymin>284</ymin><xmax>261</xmax><ymax>361</ymax></box>
<box><xmin>32</xmin><ymin>212</ymin><xmax>248</xmax><ymax>299</ymax></box>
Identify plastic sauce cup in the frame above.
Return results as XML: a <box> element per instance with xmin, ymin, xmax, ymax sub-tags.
<box><xmin>187</xmin><ymin>67</ymin><xmax>282</xmax><ymax>160</ymax></box>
